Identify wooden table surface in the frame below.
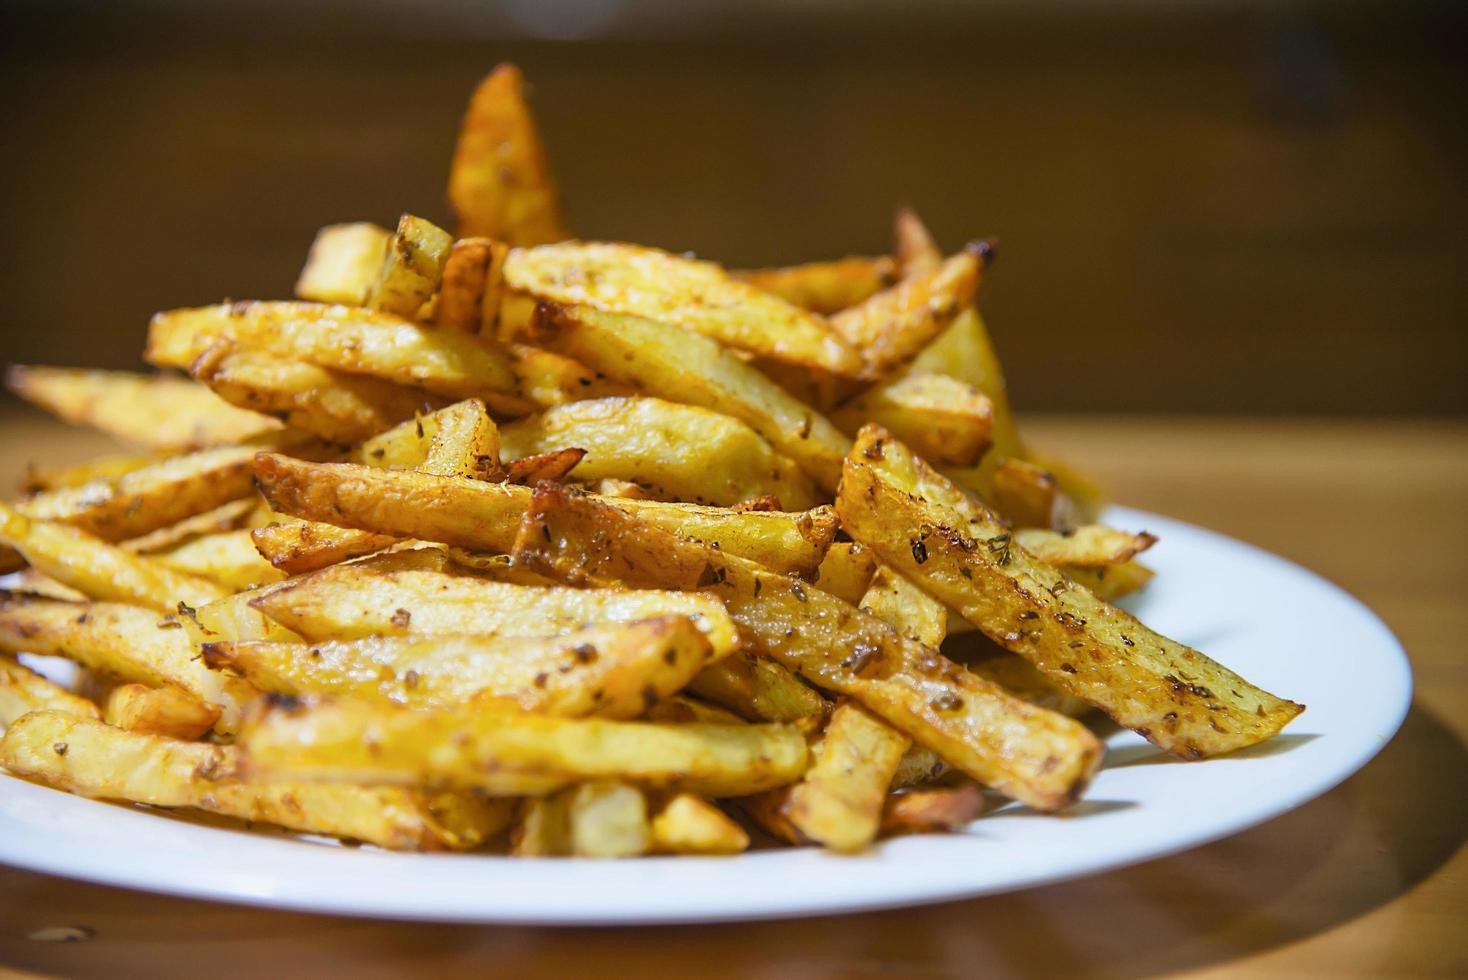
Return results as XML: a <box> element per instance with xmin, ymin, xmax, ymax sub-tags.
<box><xmin>0</xmin><ymin>414</ymin><xmax>1462</xmax><ymax>979</ymax></box>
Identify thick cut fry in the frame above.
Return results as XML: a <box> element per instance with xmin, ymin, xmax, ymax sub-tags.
<box><xmin>832</xmin><ymin>372</ymin><xmax>993</xmax><ymax>468</ymax></box>
<box><xmin>121</xmin><ymin>499</ymin><xmax>259</xmax><ymax>555</ymax></box>
<box><xmin>0</xmin><ymin>655</ymin><xmax>100</xmax><ymax>726</ymax></box>
<box><xmin>104</xmin><ymin>683</ymin><xmax>219</xmax><ymax>740</ymax></box>
<box><xmin>152</xmin><ymin>528</ymin><xmax>285</xmax><ymax>592</ymax></box>
<box><xmin>830</xmin><ymin>248</ymin><xmax>982</xmax><ymax>377</ymax></box>
<box><xmin>503</xmin><ymin>242</ymin><xmax>864</xmax><ymax>377</ymax></box>
<box><xmin>0</xmin><ymin>712</ymin><xmax>498</xmax><ymax>851</ymax></box>
<box><xmin>190</xmin><ymin>341</ymin><xmax>435</xmax><ymax>444</ymax></box>
<box><xmin>735</xmin><ymin>256</ymin><xmax>897</xmax><ymax>314</ymax></box>
<box><xmin>253</xmin><ymin>453</ymin><xmax>838</xmax><ymax>577</ymax></box>
<box><xmin>812</xmin><ymin>542</ymin><xmax>877</xmax><ymax>606</ymax></box>
<box><xmin>507</xmin><ymin>343</ymin><xmax>630</xmax><ymax>408</ymax></box>
<box><xmin>205</xmin><ymin>616</ymin><xmax>717</xmax><ymax>720</ymax></box>
<box><xmin>893</xmin><ymin>205</ymin><xmax>943</xmax><ymax>278</ymax></box>
<box><xmin>6</xmin><ymin>366</ymin><xmax>280</xmax><ymax>449</ymax></box>
<box><xmin>146</xmin><ymin>302</ymin><xmax>520</xmax><ymax>403</ymax></box>
<box><xmin>0</xmin><ymin>592</ymin><xmax>257</xmax><ymax>733</ymax></box>
<box><xmin>423</xmin><ymin>398</ymin><xmax>503</xmax><ymax>480</ymax></box>
<box><xmin>294</xmin><ymin>222</ymin><xmax>391</xmax><ymax>305</ymax></box>
<box><xmin>250</xmin><ymin>554</ymin><xmax>740</xmax><ymax>656</ymax></box>
<box><xmin>240</xmin><ymin>698</ymin><xmax>809</xmax><ymax>798</ymax></box>
<box><xmin>190</xmin><ymin>580</ymin><xmax>303</xmax><ymax>644</ymax></box>
<box><xmin>881</xmin><ymin>783</ymin><xmax>986</xmax><ymax>835</ymax></box>
<box><xmin>251</xmin><ymin>522</ymin><xmax>399</xmax><ymax>577</ymax></box>
<box><xmin>499</xmin><ymin>397</ymin><xmax>819</xmax><ymax>509</ymax></box>
<box><xmin>782</xmin><ymin>701</ymin><xmax>911</xmax><ymax>852</ymax></box>
<box><xmin>1065</xmin><ymin>561</ymin><xmax>1155</xmax><ymax>602</ymax></box>
<box><xmin>366</xmin><ymin>213</ymin><xmax>455</xmax><ymax>318</ymax></box>
<box><xmin>965</xmin><ymin>650</ymin><xmax>1093</xmax><ymax>718</ymax></box>
<box><xmin>514</xmin><ymin>484</ymin><xmax>1104</xmax><ymax>811</ymax></box>
<box><xmin>503</xmin><ymin>448</ymin><xmax>584</xmax><ymax>486</ymax></box>
<box><xmin>1015</xmin><ymin>526</ymin><xmax>1157</xmax><ymax>569</ymax></box>
<box><xmin>860</xmin><ymin>565</ymin><xmax>949</xmax><ymax>648</ymax></box>
<box><xmin>650</xmin><ymin>792</ymin><xmax>749</xmax><ymax>854</ymax></box>
<box><xmin>24</xmin><ymin>452</ymin><xmax>162</xmax><ymax>494</ymax></box>
<box><xmin>435</xmin><ymin>237</ymin><xmax>508</xmax><ymax>333</ymax></box>
<box><xmin>0</xmin><ymin>504</ymin><xmax>225</xmax><ymax>611</ymax></box>
<box><xmin>448</xmin><ymin>63</ymin><xmax>569</xmax><ymax>247</ymax></box>
<box><xmin>531</xmin><ymin>303</ymin><xmax>853</xmax><ymax>492</ymax></box>
<box><xmin>568</xmin><ymin>781</ymin><xmax>651</xmax><ymax>858</ymax></box>
<box><xmin>686</xmin><ymin>652</ymin><xmax>826</xmax><ymax>723</ymax></box>
<box><xmin>836</xmin><ymin>425</ymin><xmax>1303</xmax><ymax>758</ymax></box>
<box><xmin>992</xmin><ymin>457</ymin><xmax>1064</xmax><ymax>529</ymax></box>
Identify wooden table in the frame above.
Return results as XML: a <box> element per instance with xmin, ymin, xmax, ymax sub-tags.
<box><xmin>0</xmin><ymin>415</ymin><xmax>1462</xmax><ymax>978</ymax></box>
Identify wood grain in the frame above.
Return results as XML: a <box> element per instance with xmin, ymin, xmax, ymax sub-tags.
<box><xmin>0</xmin><ymin>414</ymin><xmax>1462</xmax><ymax>978</ymax></box>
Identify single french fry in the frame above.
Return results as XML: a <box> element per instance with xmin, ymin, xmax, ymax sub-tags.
<box><xmin>503</xmin><ymin>448</ymin><xmax>585</xmax><ymax>486</ymax></box>
<box><xmin>1015</xmin><ymin>526</ymin><xmax>1157</xmax><ymax>569</ymax></box>
<box><xmin>294</xmin><ymin>222</ymin><xmax>391</xmax><ymax>305</ymax></box>
<box><xmin>435</xmin><ymin>237</ymin><xmax>505</xmax><ymax>333</ymax></box>
<box><xmin>0</xmin><ymin>655</ymin><xmax>101</xmax><ymax>727</ymax></box>
<box><xmin>498</xmin><ymin>397</ymin><xmax>819</xmax><ymax>508</ymax></box>
<box><xmin>448</xmin><ymin>63</ymin><xmax>569</xmax><ymax>247</ymax></box>
<box><xmin>0</xmin><ymin>711</ymin><xmax>501</xmax><ymax>851</ymax></box>
<box><xmin>686</xmin><ymin>652</ymin><xmax>827</xmax><ymax>723</ymax></box>
<box><xmin>121</xmin><ymin>499</ymin><xmax>259</xmax><ymax>555</ymax></box>
<box><xmin>649</xmin><ymin>792</ymin><xmax>749</xmax><ymax>855</ymax></box>
<box><xmin>881</xmin><ymin>783</ymin><xmax>986</xmax><ymax>835</ymax></box>
<box><xmin>6</xmin><ymin>366</ymin><xmax>280</xmax><ymax>450</ymax></box>
<box><xmin>503</xmin><ymin>242</ymin><xmax>865</xmax><ymax>376</ymax></box>
<box><xmin>530</xmin><ymin>302</ymin><xmax>853</xmax><ymax>492</ymax></box>
<box><xmin>735</xmin><ymin>256</ymin><xmax>897</xmax><ymax>314</ymax></box>
<box><xmin>0</xmin><ymin>592</ymin><xmax>257</xmax><ymax>733</ymax></box>
<box><xmin>568</xmin><ymin>781</ymin><xmax>651</xmax><ymax>858</ymax></box>
<box><xmin>151</xmin><ymin>528</ymin><xmax>286</xmax><ymax>592</ymax></box>
<box><xmin>204</xmin><ymin>615</ymin><xmax>718</xmax><ymax>720</ymax></box>
<box><xmin>103</xmin><ymin>683</ymin><xmax>219</xmax><ymax>740</ymax></box>
<box><xmin>812</xmin><ymin>542</ymin><xmax>878</xmax><ymax>606</ymax></box>
<box><xmin>782</xmin><ymin>700</ymin><xmax>910</xmax><ymax>852</ymax></box>
<box><xmin>830</xmin><ymin>248</ymin><xmax>983</xmax><ymax>377</ymax></box>
<box><xmin>366</xmin><ymin>213</ymin><xmax>455</xmax><ymax>318</ymax></box>
<box><xmin>252</xmin><ymin>453</ymin><xmax>838</xmax><ymax>578</ymax></box>
<box><xmin>991</xmin><ymin>457</ymin><xmax>1064</xmax><ymax>529</ymax></box>
<box><xmin>835</xmin><ymin>425</ymin><xmax>1303</xmax><ymax>759</ymax></box>
<box><xmin>422</xmin><ymin>398</ymin><xmax>503</xmax><ymax>481</ymax></box>
<box><xmin>513</xmin><ymin>483</ymin><xmax>1104</xmax><ymax>811</ymax></box>
<box><xmin>250</xmin><ymin>522</ymin><xmax>399</xmax><ymax>577</ymax></box>
<box><xmin>239</xmin><ymin>698</ymin><xmax>809</xmax><ymax>798</ymax></box>
<box><xmin>832</xmin><ymin>372</ymin><xmax>993</xmax><ymax>468</ymax></box>
<box><xmin>892</xmin><ymin>205</ymin><xmax>943</xmax><ymax>278</ymax></box>
<box><xmin>506</xmin><ymin>343</ymin><xmax>631</xmax><ymax>408</ymax></box>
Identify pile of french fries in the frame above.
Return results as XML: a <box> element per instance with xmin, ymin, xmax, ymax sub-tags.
<box><xmin>0</xmin><ymin>64</ymin><xmax>1302</xmax><ymax>858</ymax></box>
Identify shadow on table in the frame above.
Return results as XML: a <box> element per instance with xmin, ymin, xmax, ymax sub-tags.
<box><xmin>0</xmin><ymin>701</ymin><xmax>1462</xmax><ymax>980</ymax></box>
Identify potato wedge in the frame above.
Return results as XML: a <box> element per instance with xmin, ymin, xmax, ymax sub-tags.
<box><xmin>503</xmin><ymin>242</ymin><xmax>864</xmax><ymax>377</ymax></box>
<box><xmin>0</xmin><ymin>592</ymin><xmax>257</xmax><ymax>733</ymax></box>
<box><xmin>204</xmin><ymin>615</ymin><xmax>717</xmax><ymax>720</ymax></box>
<box><xmin>435</xmin><ymin>237</ymin><xmax>508</xmax><ymax>333</ymax></box>
<box><xmin>190</xmin><ymin>341</ymin><xmax>436</xmax><ymax>444</ymax></box>
<box><xmin>830</xmin><ymin>248</ymin><xmax>982</xmax><ymax>377</ymax></box>
<box><xmin>0</xmin><ymin>711</ymin><xmax>500</xmax><ymax>850</ymax></box>
<box><xmin>649</xmin><ymin>792</ymin><xmax>749</xmax><ymax>855</ymax></box>
<box><xmin>422</xmin><ymin>398</ymin><xmax>503</xmax><ymax>481</ymax></box>
<box><xmin>514</xmin><ymin>483</ymin><xmax>1104</xmax><ymax>811</ymax></box>
<box><xmin>0</xmin><ymin>655</ymin><xmax>101</xmax><ymax>727</ymax></box>
<box><xmin>6</xmin><ymin>366</ymin><xmax>280</xmax><ymax>449</ymax></box>
<box><xmin>735</xmin><ymin>256</ymin><xmax>897</xmax><ymax>314</ymax></box>
<box><xmin>892</xmin><ymin>205</ymin><xmax>943</xmax><ymax>278</ymax></box>
<box><xmin>1015</xmin><ymin>526</ymin><xmax>1158</xmax><ymax>569</ymax></box>
<box><xmin>991</xmin><ymin>457</ymin><xmax>1065</xmax><ymax>529</ymax></box>
<box><xmin>832</xmin><ymin>372</ymin><xmax>993</xmax><ymax>468</ymax></box>
<box><xmin>252</xmin><ymin>453</ymin><xmax>838</xmax><ymax>577</ymax></box>
<box><xmin>781</xmin><ymin>700</ymin><xmax>910</xmax><ymax>851</ymax></box>
<box><xmin>146</xmin><ymin>302</ymin><xmax>521</xmax><ymax>404</ymax></box>
<box><xmin>294</xmin><ymin>222</ymin><xmax>391</xmax><ymax>305</ymax></box>
<box><xmin>498</xmin><ymin>397</ymin><xmax>819</xmax><ymax>509</ymax></box>
<box><xmin>447</xmin><ymin>63</ymin><xmax>569</xmax><ymax>247</ymax></box>
<box><xmin>103</xmin><ymin>683</ymin><xmax>219</xmax><ymax>740</ymax></box>
<box><xmin>0</xmin><ymin>504</ymin><xmax>226</xmax><ymax>611</ymax></box>
<box><xmin>366</xmin><ymin>213</ymin><xmax>455</xmax><ymax>318</ymax></box>
<box><xmin>240</xmin><ymin>698</ymin><xmax>809</xmax><ymax>798</ymax></box>
<box><xmin>568</xmin><ymin>781</ymin><xmax>651</xmax><ymax>858</ymax></box>
<box><xmin>835</xmin><ymin>425</ymin><xmax>1303</xmax><ymax>758</ymax></box>
<box><xmin>530</xmin><ymin>303</ymin><xmax>853</xmax><ymax>492</ymax></box>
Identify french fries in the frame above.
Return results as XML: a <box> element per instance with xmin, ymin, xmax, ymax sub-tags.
<box><xmin>0</xmin><ymin>63</ymin><xmax>1302</xmax><ymax>861</ymax></box>
<box><xmin>835</xmin><ymin>426</ymin><xmax>1303</xmax><ymax>758</ymax></box>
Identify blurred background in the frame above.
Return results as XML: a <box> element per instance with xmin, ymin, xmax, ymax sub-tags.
<box><xmin>0</xmin><ymin>0</ymin><xmax>1463</xmax><ymax>416</ymax></box>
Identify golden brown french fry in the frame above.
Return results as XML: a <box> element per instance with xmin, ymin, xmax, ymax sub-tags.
<box><xmin>366</xmin><ymin>213</ymin><xmax>455</xmax><ymax>318</ymax></box>
<box><xmin>151</xmin><ymin>528</ymin><xmax>285</xmax><ymax>592</ymax></box>
<box><xmin>835</xmin><ymin>425</ymin><xmax>1303</xmax><ymax>759</ymax></box>
<box><xmin>0</xmin><ymin>592</ymin><xmax>257</xmax><ymax>733</ymax></box>
<box><xmin>503</xmin><ymin>448</ymin><xmax>585</xmax><ymax>486</ymax></box>
<box><xmin>190</xmin><ymin>579</ymin><xmax>303</xmax><ymax>644</ymax></box>
<box><xmin>0</xmin><ymin>655</ymin><xmax>100</xmax><ymax>727</ymax></box>
<box><xmin>447</xmin><ymin>63</ymin><xmax>569</xmax><ymax>247</ymax></box>
<box><xmin>190</xmin><ymin>341</ymin><xmax>436</xmax><ymax>443</ymax></box>
<box><xmin>514</xmin><ymin>483</ymin><xmax>1103</xmax><ymax>811</ymax></box>
<box><xmin>204</xmin><ymin>616</ymin><xmax>717</xmax><ymax>720</ymax></box>
<box><xmin>503</xmin><ymin>242</ymin><xmax>865</xmax><ymax>377</ymax></box>
<box><xmin>120</xmin><ymin>499</ymin><xmax>259</xmax><ymax>555</ymax></box>
<box><xmin>530</xmin><ymin>303</ymin><xmax>853</xmax><ymax>493</ymax></box>
<box><xmin>892</xmin><ymin>205</ymin><xmax>943</xmax><ymax>278</ymax></box>
<box><xmin>735</xmin><ymin>256</ymin><xmax>897</xmax><ymax>314</ymax></box>
<box><xmin>498</xmin><ymin>397</ymin><xmax>819</xmax><ymax>509</ymax></box>
<box><xmin>686</xmin><ymin>652</ymin><xmax>826</xmax><ymax>724</ymax></box>
<box><xmin>1015</xmin><ymin>526</ymin><xmax>1157</xmax><ymax>569</ymax></box>
<box><xmin>832</xmin><ymin>372</ymin><xmax>993</xmax><ymax>468</ymax></box>
<box><xmin>6</xmin><ymin>366</ymin><xmax>280</xmax><ymax>450</ymax></box>
<box><xmin>830</xmin><ymin>248</ymin><xmax>983</xmax><ymax>377</ymax></box>
<box><xmin>251</xmin><ymin>555</ymin><xmax>739</xmax><ymax>654</ymax></box>
<box><xmin>781</xmin><ymin>700</ymin><xmax>910</xmax><ymax>852</ymax></box>
<box><xmin>294</xmin><ymin>222</ymin><xmax>391</xmax><ymax>305</ymax></box>
<box><xmin>146</xmin><ymin>302</ymin><xmax>521</xmax><ymax>404</ymax></box>
<box><xmin>506</xmin><ymin>343</ymin><xmax>631</xmax><ymax>408</ymax></box>
<box><xmin>23</xmin><ymin>452</ymin><xmax>162</xmax><ymax>494</ymax></box>
<box><xmin>812</xmin><ymin>542</ymin><xmax>878</xmax><ymax>605</ymax></box>
<box><xmin>103</xmin><ymin>683</ymin><xmax>219</xmax><ymax>740</ymax></box>
<box><xmin>239</xmin><ymin>697</ymin><xmax>809</xmax><ymax>798</ymax></box>
<box><xmin>250</xmin><ymin>521</ymin><xmax>399</xmax><ymax>577</ymax></box>
<box><xmin>881</xmin><ymin>783</ymin><xmax>986</xmax><ymax>835</ymax></box>
<box><xmin>991</xmin><ymin>457</ymin><xmax>1065</xmax><ymax>529</ymax></box>
<box><xmin>649</xmin><ymin>792</ymin><xmax>749</xmax><ymax>854</ymax></box>
<box><xmin>0</xmin><ymin>504</ymin><xmax>226</xmax><ymax>611</ymax></box>
<box><xmin>0</xmin><ymin>711</ymin><xmax>501</xmax><ymax>851</ymax></box>
<box><xmin>422</xmin><ymin>398</ymin><xmax>503</xmax><ymax>480</ymax></box>
<box><xmin>567</xmin><ymin>781</ymin><xmax>651</xmax><ymax>857</ymax></box>
<box><xmin>1064</xmin><ymin>560</ymin><xmax>1155</xmax><ymax>602</ymax></box>
<box><xmin>964</xmin><ymin>649</ymin><xmax>1093</xmax><ymax>718</ymax></box>
<box><xmin>252</xmin><ymin>453</ymin><xmax>838</xmax><ymax>578</ymax></box>
<box><xmin>435</xmin><ymin>237</ymin><xmax>508</xmax><ymax>333</ymax></box>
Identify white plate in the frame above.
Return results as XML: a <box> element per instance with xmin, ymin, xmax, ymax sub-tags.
<box><xmin>0</xmin><ymin>506</ymin><xmax>1411</xmax><ymax>924</ymax></box>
